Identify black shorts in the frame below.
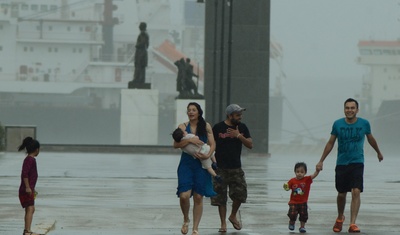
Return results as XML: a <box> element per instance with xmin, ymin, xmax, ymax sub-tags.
<box><xmin>335</xmin><ymin>163</ymin><xmax>364</xmax><ymax>193</ymax></box>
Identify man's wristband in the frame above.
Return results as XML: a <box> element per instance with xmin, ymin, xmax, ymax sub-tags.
<box><xmin>236</xmin><ymin>134</ymin><xmax>241</xmax><ymax>138</ymax></box>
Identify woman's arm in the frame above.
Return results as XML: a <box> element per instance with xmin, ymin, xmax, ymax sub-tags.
<box><xmin>193</xmin><ymin>122</ymin><xmax>215</xmax><ymax>160</ymax></box>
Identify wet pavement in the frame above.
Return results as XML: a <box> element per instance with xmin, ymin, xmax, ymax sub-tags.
<box><xmin>1</xmin><ymin>149</ymin><xmax>399</xmax><ymax>235</ymax></box>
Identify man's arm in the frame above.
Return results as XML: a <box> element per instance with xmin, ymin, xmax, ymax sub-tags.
<box><xmin>238</xmin><ymin>135</ymin><xmax>253</xmax><ymax>149</ymax></box>
<box><xmin>316</xmin><ymin>134</ymin><xmax>336</xmax><ymax>171</ymax></box>
<box><xmin>366</xmin><ymin>134</ymin><xmax>383</xmax><ymax>162</ymax></box>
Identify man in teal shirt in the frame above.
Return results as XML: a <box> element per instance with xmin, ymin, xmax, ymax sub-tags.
<box><xmin>317</xmin><ymin>98</ymin><xmax>383</xmax><ymax>233</ymax></box>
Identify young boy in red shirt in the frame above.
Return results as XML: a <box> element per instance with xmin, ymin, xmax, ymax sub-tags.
<box><xmin>283</xmin><ymin>162</ymin><xmax>320</xmax><ymax>233</ymax></box>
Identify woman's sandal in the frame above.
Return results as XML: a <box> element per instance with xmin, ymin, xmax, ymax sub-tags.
<box><xmin>23</xmin><ymin>230</ymin><xmax>44</xmax><ymax>235</ymax></box>
<box><xmin>181</xmin><ymin>220</ymin><xmax>190</xmax><ymax>234</ymax></box>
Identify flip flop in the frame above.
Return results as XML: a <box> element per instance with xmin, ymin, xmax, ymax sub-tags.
<box><xmin>228</xmin><ymin>217</ymin><xmax>242</xmax><ymax>230</ymax></box>
<box><xmin>218</xmin><ymin>228</ymin><xmax>227</xmax><ymax>233</ymax></box>
<box><xmin>181</xmin><ymin>220</ymin><xmax>190</xmax><ymax>234</ymax></box>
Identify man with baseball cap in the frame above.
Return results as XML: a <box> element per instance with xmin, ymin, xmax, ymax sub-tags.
<box><xmin>211</xmin><ymin>104</ymin><xmax>253</xmax><ymax>232</ymax></box>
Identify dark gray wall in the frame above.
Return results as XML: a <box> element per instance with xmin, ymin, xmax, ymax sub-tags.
<box><xmin>204</xmin><ymin>0</ymin><xmax>270</xmax><ymax>153</ymax></box>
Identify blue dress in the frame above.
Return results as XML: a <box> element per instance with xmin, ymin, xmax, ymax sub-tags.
<box><xmin>176</xmin><ymin>124</ymin><xmax>216</xmax><ymax>197</ymax></box>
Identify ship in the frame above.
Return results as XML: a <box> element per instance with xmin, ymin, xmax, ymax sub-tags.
<box><xmin>357</xmin><ymin>40</ymin><xmax>400</xmax><ymax>150</ymax></box>
<box><xmin>0</xmin><ymin>0</ymin><xmax>283</xmax><ymax>147</ymax></box>
<box><xmin>0</xmin><ymin>0</ymin><xmax>210</xmax><ymax>145</ymax></box>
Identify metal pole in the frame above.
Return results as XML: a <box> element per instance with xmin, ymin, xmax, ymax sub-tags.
<box><xmin>218</xmin><ymin>0</ymin><xmax>225</xmax><ymax>120</ymax></box>
<box><xmin>226</xmin><ymin>0</ymin><xmax>233</xmax><ymax>105</ymax></box>
<box><xmin>212</xmin><ymin>0</ymin><xmax>218</xmax><ymax>123</ymax></box>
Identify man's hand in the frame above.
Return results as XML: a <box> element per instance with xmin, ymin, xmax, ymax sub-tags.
<box><xmin>377</xmin><ymin>153</ymin><xmax>383</xmax><ymax>162</ymax></box>
<box><xmin>316</xmin><ymin>162</ymin><xmax>323</xmax><ymax>171</ymax></box>
<box><xmin>227</xmin><ymin>126</ymin><xmax>240</xmax><ymax>138</ymax></box>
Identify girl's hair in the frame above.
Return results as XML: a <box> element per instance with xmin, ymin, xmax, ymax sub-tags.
<box><xmin>187</xmin><ymin>102</ymin><xmax>207</xmax><ymax>137</ymax></box>
<box><xmin>18</xmin><ymin>137</ymin><xmax>40</xmax><ymax>154</ymax></box>
<box><xmin>294</xmin><ymin>162</ymin><xmax>307</xmax><ymax>173</ymax></box>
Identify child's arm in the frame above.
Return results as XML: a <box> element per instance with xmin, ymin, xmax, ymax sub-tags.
<box><xmin>310</xmin><ymin>168</ymin><xmax>320</xmax><ymax>180</ymax></box>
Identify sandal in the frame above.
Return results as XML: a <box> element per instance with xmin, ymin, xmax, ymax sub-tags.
<box><xmin>181</xmin><ymin>220</ymin><xmax>190</xmax><ymax>235</ymax></box>
<box><xmin>333</xmin><ymin>215</ymin><xmax>345</xmax><ymax>232</ymax></box>
<box><xmin>23</xmin><ymin>230</ymin><xmax>44</xmax><ymax>235</ymax></box>
<box><xmin>348</xmin><ymin>224</ymin><xmax>360</xmax><ymax>233</ymax></box>
<box><xmin>192</xmin><ymin>230</ymin><xmax>199</xmax><ymax>235</ymax></box>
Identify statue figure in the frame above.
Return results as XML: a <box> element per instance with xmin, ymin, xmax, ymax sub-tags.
<box><xmin>132</xmin><ymin>22</ymin><xmax>149</xmax><ymax>84</ymax></box>
<box><xmin>175</xmin><ymin>57</ymin><xmax>204</xmax><ymax>99</ymax></box>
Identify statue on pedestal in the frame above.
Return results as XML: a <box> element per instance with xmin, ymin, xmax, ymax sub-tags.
<box><xmin>175</xmin><ymin>57</ymin><xmax>204</xmax><ymax>99</ymax></box>
<box><xmin>129</xmin><ymin>22</ymin><xmax>150</xmax><ymax>89</ymax></box>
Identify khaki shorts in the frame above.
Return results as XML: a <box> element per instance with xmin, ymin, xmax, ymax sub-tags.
<box><xmin>211</xmin><ymin>168</ymin><xmax>247</xmax><ymax>206</ymax></box>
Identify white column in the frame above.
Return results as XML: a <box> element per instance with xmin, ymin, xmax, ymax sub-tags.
<box><xmin>120</xmin><ymin>89</ymin><xmax>159</xmax><ymax>145</ymax></box>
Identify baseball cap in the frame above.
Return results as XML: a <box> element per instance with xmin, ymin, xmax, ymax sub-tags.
<box><xmin>226</xmin><ymin>104</ymin><xmax>246</xmax><ymax>115</ymax></box>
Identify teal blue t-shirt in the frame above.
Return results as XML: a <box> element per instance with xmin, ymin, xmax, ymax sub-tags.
<box><xmin>331</xmin><ymin>117</ymin><xmax>371</xmax><ymax>165</ymax></box>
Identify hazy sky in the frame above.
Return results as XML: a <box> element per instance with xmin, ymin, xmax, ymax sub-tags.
<box><xmin>270</xmin><ymin>0</ymin><xmax>400</xmax><ymax>143</ymax></box>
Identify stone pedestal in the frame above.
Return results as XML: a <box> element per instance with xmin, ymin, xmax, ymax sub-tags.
<box><xmin>128</xmin><ymin>81</ymin><xmax>151</xmax><ymax>89</ymax></box>
<box><xmin>120</xmin><ymin>89</ymin><xmax>158</xmax><ymax>145</ymax></box>
<box><xmin>175</xmin><ymin>99</ymin><xmax>206</xmax><ymax>128</ymax></box>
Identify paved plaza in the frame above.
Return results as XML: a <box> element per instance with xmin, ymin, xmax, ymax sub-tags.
<box><xmin>0</xmin><ymin>147</ymin><xmax>399</xmax><ymax>234</ymax></box>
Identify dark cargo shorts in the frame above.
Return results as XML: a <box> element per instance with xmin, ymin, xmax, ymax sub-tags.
<box><xmin>211</xmin><ymin>168</ymin><xmax>247</xmax><ymax>206</ymax></box>
<box><xmin>335</xmin><ymin>163</ymin><xmax>364</xmax><ymax>193</ymax></box>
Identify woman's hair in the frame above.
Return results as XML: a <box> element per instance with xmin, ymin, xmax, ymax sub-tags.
<box><xmin>187</xmin><ymin>102</ymin><xmax>207</xmax><ymax>137</ymax></box>
<box><xmin>18</xmin><ymin>137</ymin><xmax>40</xmax><ymax>154</ymax></box>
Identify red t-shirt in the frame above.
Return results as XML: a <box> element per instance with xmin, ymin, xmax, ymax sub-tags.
<box><xmin>287</xmin><ymin>176</ymin><xmax>313</xmax><ymax>204</ymax></box>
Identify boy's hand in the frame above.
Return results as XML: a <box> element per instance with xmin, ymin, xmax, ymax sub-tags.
<box><xmin>283</xmin><ymin>183</ymin><xmax>290</xmax><ymax>191</ymax></box>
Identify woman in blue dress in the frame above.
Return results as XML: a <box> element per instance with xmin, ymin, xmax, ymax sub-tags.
<box><xmin>173</xmin><ymin>102</ymin><xmax>216</xmax><ymax>235</ymax></box>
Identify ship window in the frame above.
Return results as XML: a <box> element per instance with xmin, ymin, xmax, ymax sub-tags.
<box><xmin>382</xmin><ymin>49</ymin><xmax>395</xmax><ymax>55</ymax></box>
<box><xmin>373</xmin><ymin>49</ymin><xmax>382</xmax><ymax>55</ymax></box>
<box><xmin>48</xmin><ymin>48</ymin><xmax>52</xmax><ymax>53</ymax></box>
<box><xmin>360</xmin><ymin>49</ymin><xmax>371</xmax><ymax>55</ymax></box>
<box><xmin>50</xmin><ymin>5</ymin><xmax>57</xmax><ymax>11</ymax></box>
<box><xmin>0</xmin><ymin>46</ymin><xmax>2</xmax><ymax>51</ymax></box>
<box><xmin>30</xmin><ymin>47</ymin><xmax>33</xmax><ymax>52</ymax></box>
<box><xmin>48</xmin><ymin>25</ymin><xmax>53</xmax><ymax>31</ymax></box>
<box><xmin>40</xmin><ymin>5</ymin><xmax>48</xmax><ymax>11</ymax></box>
<box><xmin>11</xmin><ymin>4</ymin><xmax>18</xmax><ymax>10</ymax></box>
<box><xmin>0</xmin><ymin>25</ymin><xmax>3</xmax><ymax>30</ymax></box>
<box><xmin>1</xmin><ymin>4</ymin><xmax>9</xmax><ymax>9</ymax></box>
<box><xmin>79</xmin><ymin>48</ymin><xmax>83</xmax><ymax>53</ymax></box>
<box><xmin>0</xmin><ymin>67</ymin><xmax>2</xmax><ymax>72</ymax></box>
<box><xmin>73</xmin><ymin>48</ymin><xmax>77</xmax><ymax>53</ymax></box>
<box><xmin>31</xmin><ymin>5</ymin><xmax>38</xmax><ymax>11</ymax></box>
<box><xmin>383</xmin><ymin>68</ymin><xmax>387</xmax><ymax>73</ymax></box>
<box><xmin>21</xmin><ymin>4</ymin><xmax>29</xmax><ymax>10</ymax></box>
<box><xmin>24</xmin><ymin>46</ymin><xmax>28</xmax><ymax>52</ymax></box>
<box><xmin>54</xmin><ymin>48</ymin><xmax>58</xmax><ymax>52</ymax></box>
<box><xmin>67</xmin><ymin>26</ymin><xmax>71</xmax><ymax>31</ymax></box>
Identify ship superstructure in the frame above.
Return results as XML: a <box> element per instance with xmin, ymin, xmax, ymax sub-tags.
<box><xmin>0</xmin><ymin>0</ymin><xmax>205</xmax><ymax>108</ymax></box>
<box><xmin>357</xmin><ymin>40</ymin><xmax>400</xmax><ymax>114</ymax></box>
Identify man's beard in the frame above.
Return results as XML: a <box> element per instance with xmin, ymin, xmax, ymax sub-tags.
<box><xmin>230</xmin><ymin>118</ymin><xmax>240</xmax><ymax>126</ymax></box>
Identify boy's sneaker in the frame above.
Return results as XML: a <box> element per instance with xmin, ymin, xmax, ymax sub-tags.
<box><xmin>214</xmin><ymin>175</ymin><xmax>222</xmax><ymax>184</ymax></box>
<box><xmin>348</xmin><ymin>224</ymin><xmax>360</xmax><ymax>233</ymax></box>
<box><xmin>299</xmin><ymin>227</ymin><xmax>306</xmax><ymax>233</ymax></box>
<box><xmin>288</xmin><ymin>221</ymin><xmax>295</xmax><ymax>231</ymax></box>
<box><xmin>333</xmin><ymin>215</ymin><xmax>345</xmax><ymax>232</ymax></box>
